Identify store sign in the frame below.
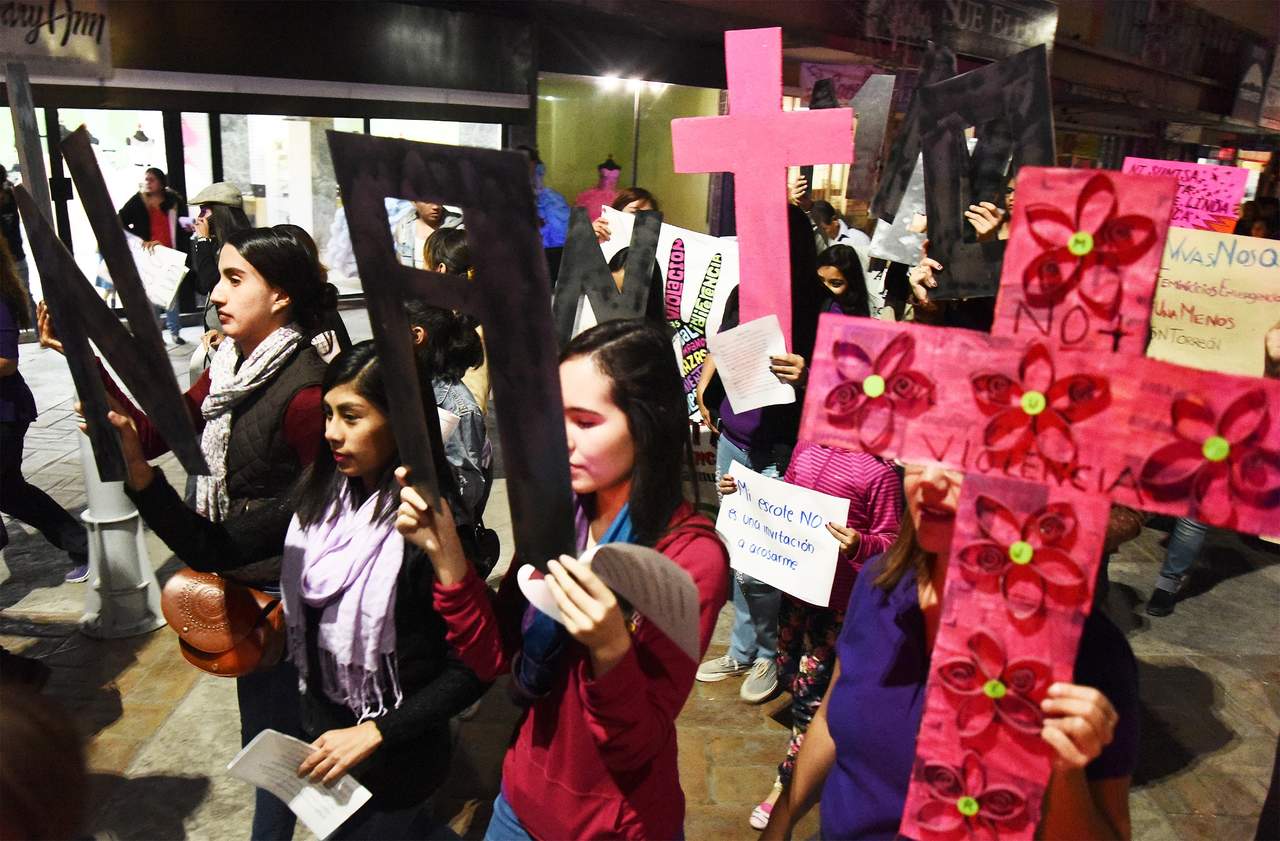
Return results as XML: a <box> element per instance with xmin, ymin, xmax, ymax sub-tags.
<box><xmin>0</xmin><ymin>0</ymin><xmax>111</xmax><ymax>76</ymax></box>
<box><xmin>863</xmin><ymin>0</ymin><xmax>1057</xmax><ymax>61</ymax></box>
<box><xmin>1261</xmin><ymin>49</ymin><xmax>1280</xmax><ymax>131</ymax></box>
<box><xmin>1232</xmin><ymin>43</ymin><xmax>1269</xmax><ymax>124</ymax></box>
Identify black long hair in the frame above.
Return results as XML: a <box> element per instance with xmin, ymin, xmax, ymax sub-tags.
<box><xmin>146</xmin><ymin>167</ymin><xmax>177</xmax><ymax>211</ymax></box>
<box><xmin>402</xmin><ymin>301</ymin><xmax>484</xmax><ymax>380</ymax></box>
<box><xmin>292</xmin><ymin>342</ymin><xmax>396</xmax><ymax>527</ymax></box>
<box><xmin>292</xmin><ymin>341</ymin><xmax>457</xmax><ymax>528</ymax></box>
<box><xmin>424</xmin><ymin>228</ymin><xmax>471</xmax><ymax>276</ymax></box>
<box><xmin>561</xmin><ymin>319</ymin><xmax>691</xmax><ymax>546</ymax></box>
<box><xmin>788</xmin><ymin>203</ymin><xmax>823</xmax><ymax>362</ymax></box>
<box><xmin>206</xmin><ymin>203</ymin><xmax>250</xmax><ymax>243</ymax></box>
<box><xmin>817</xmin><ymin>244</ymin><xmax>870</xmax><ymax>317</ymax></box>
<box><xmin>0</xmin><ymin>238</ymin><xmax>30</xmax><ymax>329</ymax></box>
<box><xmin>224</xmin><ymin>226</ymin><xmax>337</xmax><ymax>333</ymax></box>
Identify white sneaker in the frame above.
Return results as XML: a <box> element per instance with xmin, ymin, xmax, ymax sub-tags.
<box><xmin>740</xmin><ymin>658</ymin><xmax>779</xmax><ymax>703</ymax></box>
<box><xmin>696</xmin><ymin>654</ymin><xmax>752</xmax><ymax>682</ymax></box>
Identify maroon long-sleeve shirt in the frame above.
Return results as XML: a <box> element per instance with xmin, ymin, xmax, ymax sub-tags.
<box><xmin>432</xmin><ymin>502</ymin><xmax>729</xmax><ymax>840</ymax></box>
<box><xmin>100</xmin><ymin>362</ymin><xmax>323</xmax><ymax>466</ymax></box>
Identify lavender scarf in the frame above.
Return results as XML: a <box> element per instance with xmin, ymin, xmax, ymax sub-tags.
<box><xmin>281</xmin><ymin>484</ymin><xmax>404</xmax><ymax>721</ymax></box>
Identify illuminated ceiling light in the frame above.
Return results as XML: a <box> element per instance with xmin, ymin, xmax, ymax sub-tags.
<box><xmin>627</xmin><ymin>77</ymin><xmax>645</xmax><ymax>93</ymax></box>
<box><xmin>598</xmin><ymin>75</ymin><xmax>622</xmax><ymax>91</ymax></box>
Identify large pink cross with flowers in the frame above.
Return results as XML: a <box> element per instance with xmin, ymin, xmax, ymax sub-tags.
<box><xmin>671</xmin><ymin>27</ymin><xmax>853</xmax><ymax>350</ymax></box>
<box><xmin>800</xmin><ymin>167</ymin><xmax>1280</xmax><ymax>838</ymax></box>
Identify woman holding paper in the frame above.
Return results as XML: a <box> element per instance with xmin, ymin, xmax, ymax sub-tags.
<box><xmin>762</xmin><ymin>465</ymin><xmax>1139</xmax><ymax>841</ymax></box>
<box><xmin>103</xmin><ymin>341</ymin><xmax>487</xmax><ymax>839</ymax></box>
<box><xmin>396</xmin><ymin>319</ymin><xmax>730</xmax><ymax>841</ymax></box>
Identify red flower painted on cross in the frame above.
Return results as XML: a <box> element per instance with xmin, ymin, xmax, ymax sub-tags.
<box><xmin>1021</xmin><ymin>174</ymin><xmax>1158</xmax><ymax>319</ymax></box>
<box><xmin>915</xmin><ymin>751</ymin><xmax>1028</xmax><ymax>839</ymax></box>
<box><xmin>937</xmin><ymin>630</ymin><xmax>1051</xmax><ymax>739</ymax></box>
<box><xmin>824</xmin><ymin>332</ymin><xmax>935</xmax><ymax>453</ymax></box>
<box><xmin>958</xmin><ymin>496</ymin><xmax>1087</xmax><ymax>620</ymax></box>
<box><xmin>971</xmin><ymin>342</ymin><xmax>1110</xmax><ymax>468</ymax></box>
<box><xmin>1140</xmin><ymin>390</ymin><xmax>1280</xmax><ymax>527</ymax></box>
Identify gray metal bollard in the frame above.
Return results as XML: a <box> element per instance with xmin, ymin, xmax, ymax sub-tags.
<box><xmin>75</xmin><ymin>433</ymin><xmax>164</xmax><ymax>639</ymax></box>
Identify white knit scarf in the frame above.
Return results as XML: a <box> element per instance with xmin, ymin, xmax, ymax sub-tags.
<box><xmin>196</xmin><ymin>324</ymin><xmax>306</xmax><ymax>521</ymax></box>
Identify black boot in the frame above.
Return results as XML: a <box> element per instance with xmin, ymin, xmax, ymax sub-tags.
<box><xmin>1146</xmin><ymin>588</ymin><xmax>1177</xmax><ymax>617</ymax></box>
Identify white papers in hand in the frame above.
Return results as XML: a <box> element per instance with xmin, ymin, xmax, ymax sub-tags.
<box><xmin>706</xmin><ymin>314</ymin><xmax>795</xmax><ymax>413</ymax></box>
<box><xmin>516</xmin><ymin>542</ymin><xmax>704</xmax><ymax>661</ymax></box>
<box><xmin>227</xmin><ymin>729</ymin><xmax>371</xmax><ymax>839</ymax></box>
<box><xmin>125</xmin><ymin>232</ymin><xmax>189</xmax><ymax>308</ymax></box>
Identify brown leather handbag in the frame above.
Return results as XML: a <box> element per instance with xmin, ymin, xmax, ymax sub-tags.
<box><xmin>160</xmin><ymin>569</ymin><xmax>286</xmax><ymax>677</ymax></box>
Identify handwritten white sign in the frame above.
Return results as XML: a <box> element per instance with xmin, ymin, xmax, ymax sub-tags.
<box><xmin>715</xmin><ymin>462</ymin><xmax>850</xmax><ymax>606</ymax></box>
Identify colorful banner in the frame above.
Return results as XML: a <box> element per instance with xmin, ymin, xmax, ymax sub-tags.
<box><xmin>1148</xmin><ymin>228</ymin><xmax>1280</xmax><ymax>377</ymax></box>
<box><xmin>1121</xmin><ymin>157</ymin><xmax>1249</xmax><ymax>233</ymax></box>
<box><xmin>600</xmin><ymin>206</ymin><xmax>739</xmax><ymax>418</ymax></box>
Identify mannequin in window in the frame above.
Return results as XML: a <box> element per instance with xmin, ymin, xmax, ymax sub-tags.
<box><xmin>575</xmin><ymin>156</ymin><xmax>623</xmax><ymax>222</ymax></box>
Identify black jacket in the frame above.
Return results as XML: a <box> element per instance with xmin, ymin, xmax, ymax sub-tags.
<box><xmin>118</xmin><ymin>189</ymin><xmax>192</xmax><ymax>256</ymax></box>
<box><xmin>127</xmin><ymin>471</ymin><xmax>488</xmax><ymax>806</ymax></box>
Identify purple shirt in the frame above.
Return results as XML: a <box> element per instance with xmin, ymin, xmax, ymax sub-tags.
<box><xmin>820</xmin><ymin>555</ymin><xmax>1140</xmax><ymax>839</ymax></box>
<box><xmin>0</xmin><ymin>298</ymin><xmax>36</xmax><ymax>424</ymax></box>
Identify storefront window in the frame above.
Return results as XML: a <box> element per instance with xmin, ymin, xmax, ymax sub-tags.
<box><xmin>370</xmin><ymin>118</ymin><xmax>501</xmax><ymax>148</ymax></box>
<box><xmin>537</xmin><ymin>73</ymin><xmax>721</xmax><ymax>231</ymax></box>
<box><xmin>51</xmin><ymin>108</ymin><xmax>169</xmax><ymax>292</ymax></box>
<box><xmin>181</xmin><ymin>113</ymin><xmax>214</xmax><ymax>202</ymax></box>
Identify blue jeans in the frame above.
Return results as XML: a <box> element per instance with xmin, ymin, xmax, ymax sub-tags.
<box><xmin>1156</xmin><ymin>517</ymin><xmax>1208</xmax><ymax>593</ymax></box>
<box><xmin>238</xmin><ymin>662</ymin><xmax>304</xmax><ymax>840</ymax></box>
<box><xmin>484</xmin><ymin>791</ymin><xmax>534</xmax><ymax>841</ymax></box>
<box><xmin>485</xmin><ymin>790</ymin><xmax>682</xmax><ymax>841</ymax></box>
<box><xmin>716</xmin><ymin>435</ymin><xmax>792</xmax><ymax>665</ymax></box>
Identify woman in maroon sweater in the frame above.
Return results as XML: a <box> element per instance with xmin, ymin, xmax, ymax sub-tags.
<box><xmin>396</xmin><ymin>320</ymin><xmax>730</xmax><ymax>839</ymax></box>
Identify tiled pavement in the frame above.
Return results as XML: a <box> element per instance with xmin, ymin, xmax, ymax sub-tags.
<box><xmin>2</xmin><ymin>314</ymin><xmax>1277</xmax><ymax>839</ymax></box>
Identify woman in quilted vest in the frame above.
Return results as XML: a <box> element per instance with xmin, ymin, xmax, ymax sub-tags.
<box><xmin>38</xmin><ymin>225</ymin><xmax>337</xmax><ymax>841</ymax></box>
<box><xmin>396</xmin><ymin>319</ymin><xmax>731</xmax><ymax>840</ymax></box>
<box><xmin>109</xmin><ymin>341</ymin><xmax>488</xmax><ymax>839</ymax></box>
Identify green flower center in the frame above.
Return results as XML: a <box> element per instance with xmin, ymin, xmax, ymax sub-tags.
<box><xmin>1202</xmin><ymin>435</ymin><xmax>1230</xmax><ymax>463</ymax></box>
<box><xmin>1009</xmin><ymin>540</ymin><xmax>1034</xmax><ymax>565</ymax></box>
<box><xmin>862</xmin><ymin>374</ymin><xmax>886</xmax><ymax>399</ymax></box>
<box><xmin>956</xmin><ymin>796</ymin><xmax>981</xmax><ymax>817</ymax></box>
<box><xmin>1067</xmin><ymin>230</ymin><xmax>1094</xmax><ymax>256</ymax></box>
<box><xmin>1020</xmin><ymin>390</ymin><xmax>1046</xmax><ymax>416</ymax></box>
<box><xmin>983</xmin><ymin>679</ymin><xmax>1008</xmax><ymax>699</ymax></box>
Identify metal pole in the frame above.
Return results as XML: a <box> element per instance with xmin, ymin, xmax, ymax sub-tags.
<box><xmin>4</xmin><ymin>62</ymin><xmax>161</xmax><ymax>639</ymax></box>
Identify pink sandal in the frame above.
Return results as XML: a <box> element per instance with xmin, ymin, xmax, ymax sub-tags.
<box><xmin>749</xmin><ymin>801</ymin><xmax>773</xmax><ymax>831</ymax></box>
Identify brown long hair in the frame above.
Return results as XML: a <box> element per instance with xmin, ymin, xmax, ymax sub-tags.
<box><xmin>873</xmin><ymin>511</ymin><xmax>934</xmax><ymax>591</ymax></box>
<box><xmin>0</xmin><ymin>237</ymin><xmax>30</xmax><ymax>329</ymax></box>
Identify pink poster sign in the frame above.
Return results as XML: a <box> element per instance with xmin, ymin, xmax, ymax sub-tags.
<box><xmin>1121</xmin><ymin>157</ymin><xmax>1249</xmax><ymax>233</ymax></box>
<box><xmin>993</xmin><ymin>167</ymin><xmax>1178</xmax><ymax>356</ymax></box>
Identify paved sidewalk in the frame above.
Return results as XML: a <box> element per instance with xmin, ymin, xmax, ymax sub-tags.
<box><xmin>2</xmin><ymin>313</ymin><xmax>1277</xmax><ymax>839</ymax></box>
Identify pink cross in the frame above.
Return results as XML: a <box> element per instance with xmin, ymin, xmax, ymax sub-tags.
<box><xmin>800</xmin><ymin>166</ymin><xmax>1280</xmax><ymax>838</ymax></box>
<box><xmin>671</xmin><ymin>27</ymin><xmax>853</xmax><ymax>350</ymax></box>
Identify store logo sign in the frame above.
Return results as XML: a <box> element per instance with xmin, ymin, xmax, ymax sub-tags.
<box><xmin>1</xmin><ymin>0</ymin><xmax>111</xmax><ymax>75</ymax></box>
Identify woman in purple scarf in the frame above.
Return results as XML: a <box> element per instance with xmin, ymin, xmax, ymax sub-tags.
<box><xmin>107</xmin><ymin>339</ymin><xmax>487</xmax><ymax>840</ymax></box>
